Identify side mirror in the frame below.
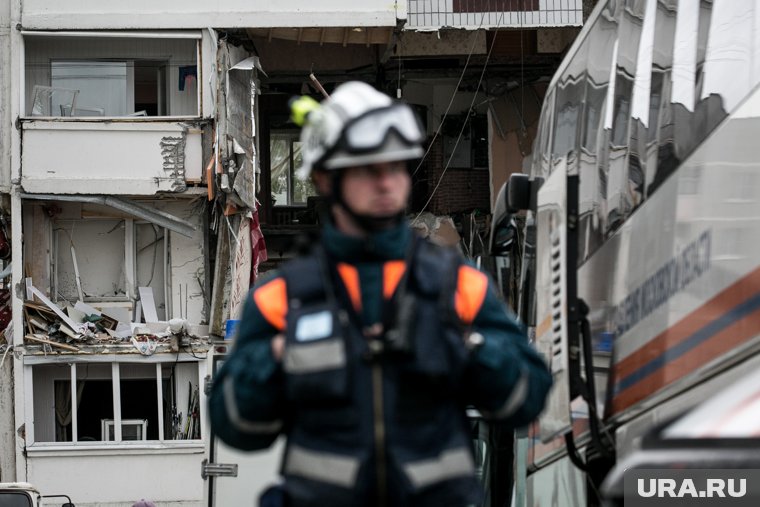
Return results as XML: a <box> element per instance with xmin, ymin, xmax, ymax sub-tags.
<box><xmin>491</xmin><ymin>216</ymin><xmax>517</xmax><ymax>255</ymax></box>
<box><xmin>505</xmin><ymin>173</ymin><xmax>543</xmax><ymax>213</ymax></box>
<box><xmin>40</xmin><ymin>494</ymin><xmax>74</xmax><ymax>507</ymax></box>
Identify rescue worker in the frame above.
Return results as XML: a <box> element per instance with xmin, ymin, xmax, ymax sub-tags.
<box><xmin>208</xmin><ymin>81</ymin><xmax>551</xmax><ymax>507</ymax></box>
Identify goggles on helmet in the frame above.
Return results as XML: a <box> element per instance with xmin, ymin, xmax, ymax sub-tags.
<box><xmin>332</xmin><ymin>103</ymin><xmax>424</xmax><ymax>155</ymax></box>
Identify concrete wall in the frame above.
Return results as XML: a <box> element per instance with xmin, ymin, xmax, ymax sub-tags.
<box><xmin>0</xmin><ymin>0</ymin><xmax>10</xmax><ymax>193</ymax></box>
<box><xmin>0</xmin><ymin>354</ymin><xmax>15</xmax><ymax>482</ymax></box>
<box><xmin>0</xmin><ymin>0</ymin><xmax>15</xmax><ymax>484</ymax></box>
<box><xmin>156</xmin><ymin>199</ymin><xmax>206</xmax><ymax>324</ymax></box>
<box><xmin>21</xmin><ymin>122</ymin><xmax>203</xmax><ymax>194</ymax></box>
<box><xmin>20</xmin><ymin>0</ymin><xmax>401</xmax><ymax>29</ymax></box>
<box><xmin>27</xmin><ymin>447</ymin><xmax>205</xmax><ymax>506</ymax></box>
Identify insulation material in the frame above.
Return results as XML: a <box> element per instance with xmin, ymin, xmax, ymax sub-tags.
<box><xmin>221</xmin><ymin>52</ymin><xmax>265</xmax><ymax>210</ymax></box>
<box><xmin>228</xmin><ymin>216</ymin><xmax>252</xmax><ymax>320</ymax></box>
<box><xmin>160</xmin><ymin>132</ymin><xmax>188</xmax><ymax>192</ymax></box>
<box><xmin>209</xmin><ymin>44</ymin><xmax>267</xmax><ymax>336</ymax></box>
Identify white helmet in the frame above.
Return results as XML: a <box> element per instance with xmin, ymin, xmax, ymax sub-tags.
<box><xmin>296</xmin><ymin>81</ymin><xmax>425</xmax><ymax>179</ymax></box>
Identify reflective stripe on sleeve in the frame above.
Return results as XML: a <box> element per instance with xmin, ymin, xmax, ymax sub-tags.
<box><xmin>402</xmin><ymin>447</ymin><xmax>475</xmax><ymax>490</ymax></box>
<box><xmin>253</xmin><ymin>278</ymin><xmax>287</xmax><ymax>331</ymax></box>
<box><xmin>223</xmin><ymin>377</ymin><xmax>283</xmax><ymax>434</ymax></box>
<box><xmin>455</xmin><ymin>265</ymin><xmax>489</xmax><ymax>325</ymax></box>
<box><xmin>283</xmin><ymin>338</ymin><xmax>346</xmax><ymax>374</ymax></box>
<box><xmin>482</xmin><ymin>368</ymin><xmax>529</xmax><ymax>420</ymax></box>
<box><xmin>284</xmin><ymin>444</ymin><xmax>360</xmax><ymax>488</ymax></box>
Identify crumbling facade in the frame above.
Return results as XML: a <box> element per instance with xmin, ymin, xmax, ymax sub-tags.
<box><xmin>0</xmin><ymin>0</ymin><xmax>582</xmax><ymax>505</ymax></box>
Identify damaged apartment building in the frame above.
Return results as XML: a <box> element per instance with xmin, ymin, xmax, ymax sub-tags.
<box><xmin>0</xmin><ymin>0</ymin><xmax>585</xmax><ymax>505</ymax></box>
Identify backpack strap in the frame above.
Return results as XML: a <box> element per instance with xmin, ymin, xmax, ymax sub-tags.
<box><xmin>282</xmin><ymin>252</ymin><xmax>327</xmax><ymax>307</ymax></box>
<box><xmin>280</xmin><ymin>245</ymin><xmax>357</xmax><ymax>330</ymax></box>
<box><xmin>381</xmin><ymin>238</ymin><xmax>465</xmax><ymax>353</ymax></box>
<box><xmin>413</xmin><ymin>239</ymin><xmax>465</xmax><ymax>333</ymax></box>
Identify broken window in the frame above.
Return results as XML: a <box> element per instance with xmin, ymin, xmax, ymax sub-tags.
<box><xmin>441</xmin><ymin>113</ymin><xmax>489</xmax><ymax>169</ymax></box>
<box><xmin>30</xmin><ymin>360</ymin><xmax>202</xmax><ymax>444</ymax></box>
<box><xmin>52</xmin><ymin>216</ymin><xmax>167</xmax><ymax>321</ymax></box>
<box><xmin>270</xmin><ymin>132</ymin><xmax>317</xmax><ymax>206</ymax></box>
<box><xmin>25</xmin><ymin>33</ymin><xmax>199</xmax><ymax>117</ymax></box>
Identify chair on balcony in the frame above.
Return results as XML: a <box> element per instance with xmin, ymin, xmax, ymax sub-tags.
<box><xmin>30</xmin><ymin>85</ymin><xmax>79</xmax><ymax>117</ymax></box>
<box><xmin>60</xmin><ymin>104</ymin><xmax>106</xmax><ymax>117</ymax></box>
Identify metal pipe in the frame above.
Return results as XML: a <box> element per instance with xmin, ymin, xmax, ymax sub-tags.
<box><xmin>20</xmin><ymin>193</ymin><xmax>196</xmax><ymax>238</ymax></box>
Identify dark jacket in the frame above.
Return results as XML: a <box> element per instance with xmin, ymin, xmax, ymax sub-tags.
<box><xmin>208</xmin><ymin>221</ymin><xmax>551</xmax><ymax>507</ymax></box>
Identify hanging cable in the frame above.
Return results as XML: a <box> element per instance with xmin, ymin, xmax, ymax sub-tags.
<box><xmin>413</xmin><ymin>11</ymin><xmax>506</xmax><ymax>223</ymax></box>
<box><xmin>411</xmin><ymin>8</ymin><xmax>491</xmax><ymax>177</ymax></box>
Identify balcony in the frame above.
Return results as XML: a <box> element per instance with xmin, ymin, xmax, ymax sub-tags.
<box><xmin>406</xmin><ymin>0</ymin><xmax>583</xmax><ymax>30</ymax></box>
<box><xmin>19</xmin><ymin>32</ymin><xmax>205</xmax><ymax>195</ymax></box>
<box><xmin>21</xmin><ymin>121</ymin><xmax>203</xmax><ymax>195</ymax></box>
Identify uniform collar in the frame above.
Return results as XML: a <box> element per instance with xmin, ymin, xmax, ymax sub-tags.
<box><xmin>322</xmin><ymin>219</ymin><xmax>411</xmax><ymax>262</ymax></box>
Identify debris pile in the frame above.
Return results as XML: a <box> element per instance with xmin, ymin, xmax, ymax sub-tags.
<box><xmin>22</xmin><ymin>278</ymin><xmax>209</xmax><ymax>355</ymax></box>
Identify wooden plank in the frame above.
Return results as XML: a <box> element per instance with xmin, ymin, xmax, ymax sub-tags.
<box><xmin>208</xmin><ymin>223</ymin><xmax>231</xmax><ymax>337</ymax></box>
<box><xmin>24</xmin><ymin>334</ymin><xmax>79</xmax><ymax>351</ymax></box>
<box><xmin>71</xmin><ymin>245</ymin><xmax>85</xmax><ymax>302</ymax></box>
<box><xmin>28</xmin><ymin>317</ymin><xmax>49</xmax><ymax>332</ymax></box>
<box><xmin>26</xmin><ymin>278</ymin><xmax>83</xmax><ymax>333</ymax></box>
<box><xmin>138</xmin><ymin>287</ymin><xmax>159</xmax><ymax>323</ymax></box>
<box><xmin>30</xmin><ymin>206</ymin><xmax>51</xmax><ymax>293</ymax></box>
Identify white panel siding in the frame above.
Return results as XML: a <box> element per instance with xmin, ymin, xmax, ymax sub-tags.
<box><xmin>156</xmin><ymin>200</ymin><xmax>206</xmax><ymax>323</ymax></box>
<box><xmin>407</xmin><ymin>0</ymin><xmax>583</xmax><ymax>29</ymax></box>
<box><xmin>26</xmin><ymin>448</ymin><xmax>205</xmax><ymax>506</ymax></box>
<box><xmin>0</xmin><ymin>4</ymin><xmax>11</xmax><ymax>192</ymax></box>
<box><xmin>21</xmin><ymin>0</ymin><xmax>400</xmax><ymax>29</ymax></box>
<box><xmin>21</xmin><ymin>122</ymin><xmax>203</xmax><ymax>195</ymax></box>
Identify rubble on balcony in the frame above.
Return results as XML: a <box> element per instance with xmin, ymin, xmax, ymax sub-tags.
<box><xmin>22</xmin><ymin>279</ymin><xmax>209</xmax><ymax>356</ymax></box>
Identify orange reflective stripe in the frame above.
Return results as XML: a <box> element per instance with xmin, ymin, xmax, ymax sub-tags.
<box><xmin>455</xmin><ymin>265</ymin><xmax>489</xmax><ymax>325</ymax></box>
<box><xmin>383</xmin><ymin>261</ymin><xmax>407</xmax><ymax>299</ymax></box>
<box><xmin>253</xmin><ymin>278</ymin><xmax>287</xmax><ymax>331</ymax></box>
<box><xmin>337</xmin><ymin>263</ymin><xmax>362</xmax><ymax>311</ymax></box>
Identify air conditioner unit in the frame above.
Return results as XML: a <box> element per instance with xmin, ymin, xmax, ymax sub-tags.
<box><xmin>101</xmin><ymin>419</ymin><xmax>148</xmax><ymax>441</ymax></box>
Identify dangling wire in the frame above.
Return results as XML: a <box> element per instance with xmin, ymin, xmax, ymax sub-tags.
<box><xmin>413</xmin><ymin>10</ymin><xmax>506</xmax><ymax>223</ymax></box>
<box><xmin>411</xmin><ymin>8</ymin><xmax>491</xmax><ymax>178</ymax></box>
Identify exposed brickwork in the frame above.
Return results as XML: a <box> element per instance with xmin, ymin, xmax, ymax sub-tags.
<box><xmin>417</xmin><ymin>138</ymin><xmax>491</xmax><ymax>215</ymax></box>
<box><xmin>453</xmin><ymin>0</ymin><xmax>540</xmax><ymax>12</ymax></box>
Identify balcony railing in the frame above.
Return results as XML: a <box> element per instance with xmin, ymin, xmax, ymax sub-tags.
<box><xmin>406</xmin><ymin>0</ymin><xmax>583</xmax><ymax>29</ymax></box>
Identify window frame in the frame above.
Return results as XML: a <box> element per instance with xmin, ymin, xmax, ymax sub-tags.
<box><xmin>51</xmin><ymin>217</ymin><xmax>169</xmax><ymax>314</ymax></box>
<box><xmin>270</xmin><ymin>130</ymin><xmax>316</xmax><ymax>207</ymax></box>
<box><xmin>24</xmin><ymin>353</ymin><xmax>207</xmax><ymax>452</ymax></box>
<box><xmin>21</xmin><ymin>30</ymin><xmax>202</xmax><ymax>120</ymax></box>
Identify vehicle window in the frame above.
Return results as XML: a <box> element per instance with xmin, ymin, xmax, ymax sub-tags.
<box><xmin>0</xmin><ymin>492</ymin><xmax>34</xmax><ymax>507</ymax></box>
